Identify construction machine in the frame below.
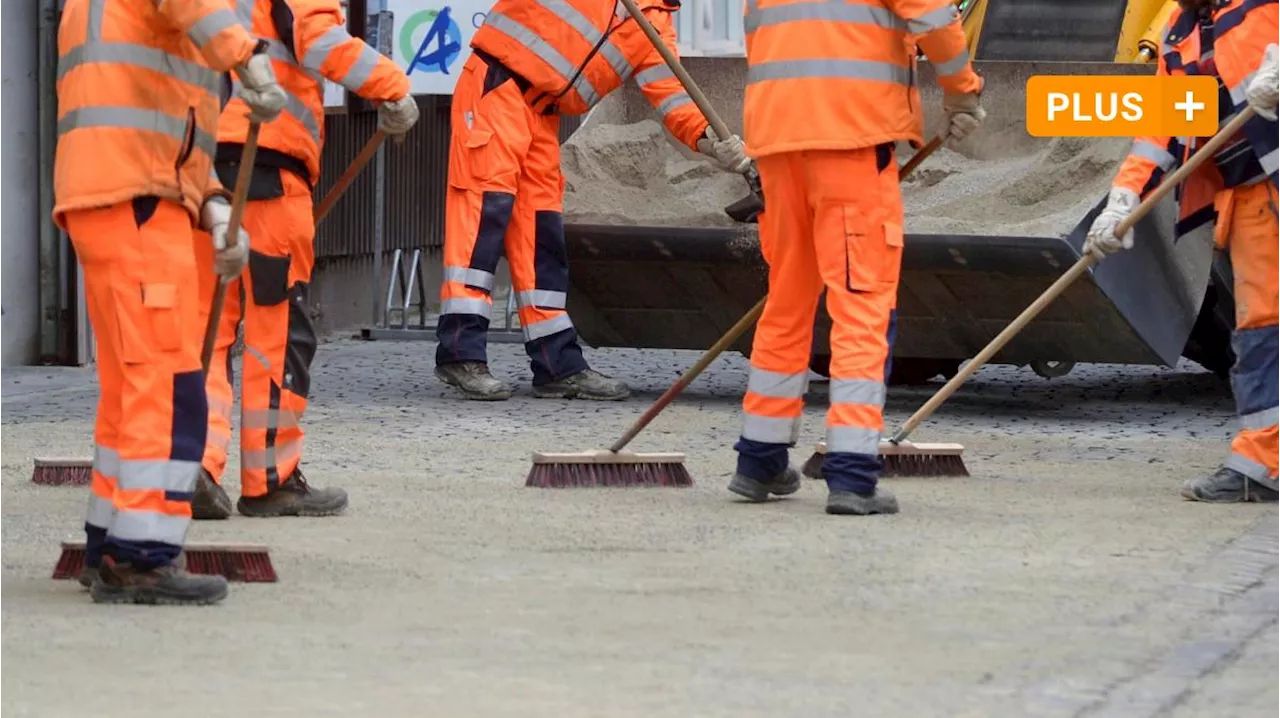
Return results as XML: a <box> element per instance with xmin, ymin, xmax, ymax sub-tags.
<box><xmin>560</xmin><ymin>0</ymin><xmax>1235</xmax><ymax>384</ymax></box>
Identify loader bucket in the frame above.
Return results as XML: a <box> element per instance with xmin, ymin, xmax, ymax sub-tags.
<box><xmin>561</xmin><ymin>58</ymin><xmax>1227</xmax><ymax>377</ymax></box>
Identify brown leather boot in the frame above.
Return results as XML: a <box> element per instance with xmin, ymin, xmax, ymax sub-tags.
<box><xmin>89</xmin><ymin>556</ymin><xmax>228</xmax><ymax>606</ymax></box>
<box><xmin>192</xmin><ymin>470</ymin><xmax>233</xmax><ymax>520</ymax></box>
<box><xmin>236</xmin><ymin>470</ymin><xmax>348</xmax><ymax>518</ymax></box>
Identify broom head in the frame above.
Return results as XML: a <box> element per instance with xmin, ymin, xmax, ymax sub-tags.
<box><xmin>802</xmin><ymin>440</ymin><xmax>968</xmax><ymax>479</ymax></box>
<box><xmin>526</xmin><ymin>450</ymin><xmax>693</xmax><ymax>488</ymax></box>
<box><xmin>32</xmin><ymin>458</ymin><xmax>93</xmax><ymax>486</ymax></box>
<box><xmin>53</xmin><ymin>541</ymin><xmax>278</xmax><ymax>582</ymax></box>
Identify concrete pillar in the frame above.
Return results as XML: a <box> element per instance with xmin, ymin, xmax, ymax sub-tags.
<box><xmin>1</xmin><ymin>0</ymin><xmax>43</xmax><ymax>366</ymax></box>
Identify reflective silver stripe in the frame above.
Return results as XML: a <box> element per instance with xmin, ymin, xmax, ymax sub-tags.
<box><xmin>1225</xmin><ymin>452</ymin><xmax>1270</xmax><ymax>480</ymax></box>
<box><xmin>1228</xmin><ymin>72</ymin><xmax>1255</xmax><ymax>106</ymax></box>
<box><xmin>744</xmin><ymin>1</ymin><xmax>903</xmax><ymax>33</ymax></box>
<box><xmin>242</xmin><ymin>438</ymin><xmax>302</xmax><ymax>470</ymax></box>
<box><xmin>483</xmin><ymin>12</ymin><xmax>601</xmax><ymax>106</ymax></box>
<box><xmin>232</xmin><ymin>80</ymin><xmax>321</xmax><ymax>143</ymax></box>
<box><xmin>539</xmin><ymin>0</ymin><xmax>633</xmax><ymax>82</ymax></box>
<box><xmin>118</xmin><ymin>459</ymin><xmax>200</xmax><ymax>493</ymax></box>
<box><xmin>829</xmin><ymin>378</ymin><xmax>886</xmax><ymax>406</ymax></box>
<box><xmin>1259</xmin><ymin>147</ymin><xmax>1278</xmax><ymax>176</ymax></box>
<box><xmin>1130</xmin><ymin>140</ymin><xmax>1176</xmax><ymax>170</ymax></box>
<box><xmin>109</xmin><ymin>511</ymin><xmax>189</xmax><ymax>545</ymax></box>
<box><xmin>88</xmin><ymin>0</ymin><xmax>106</xmax><ymax>40</ymax></box>
<box><xmin>746</xmin><ymin>368</ymin><xmax>807</xmax><ymax>398</ymax></box>
<box><xmin>86</xmin><ymin>492</ymin><xmax>115</xmax><ymax>529</ymax></box>
<box><xmin>301</xmin><ymin>23</ymin><xmax>382</xmax><ymax>89</ymax></box>
<box><xmin>302</xmin><ymin>25</ymin><xmax>354</xmax><ymax>72</ymax></box>
<box><xmin>656</xmin><ymin>93</ymin><xmax>693</xmax><ymax>116</ymax></box>
<box><xmin>522</xmin><ymin>313</ymin><xmax>574</xmax><ymax>341</ymax></box>
<box><xmin>242</xmin><ymin>407</ymin><xmax>302</xmax><ymax>431</ymax></box>
<box><xmin>265</xmin><ymin>39</ymin><xmax>323</xmax><ymax>82</ymax></box>
<box><xmin>441</xmin><ymin>297</ymin><xmax>491</xmax><ymax>316</ymax></box>
<box><xmin>443</xmin><ymin>266</ymin><xmax>496</xmax><ymax>291</ymax></box>
<box><xmin>517</xmin><ymin>289</ymin><xmax>567</xmax><ymax>309</ymax></box>
<box><xmin>741</xmin><ymin>413</ymin><xmax>801</xmax><ymax>444</ymax></box>
<box><xmin>233</xmin><ymin>0</ymin><xmax>254</xmax><ymax>24</ymax></box>
<box><xmin>187</xmin><ymin>8</ymin><xmax>239</xmax><ymax>48</ymax></box>
<box><xmin>94</xmin><ymin>444</ymin><xmax>121</xmax><ymax>479</ymax></box>
<box><xmin>57</xmin><ymin>107</ymin><xmax>215</xmax><ymax>157</ymax></box>
<box><xmin>747</xmin><ymin>59</ymin><xmax>911</xmax><ymax>86</ymax></box>
<box><xmin>244</xmin><ymin>343</ymin><xmax>271</xmax><ymax>371</ymax></box>
<box><xmin>827</xmin><ymin>425</ymin><xmax>882</xmax><ymax>455</ymax></box>
<box><xmin>1239</xmin><ymin>406</ymin><xmax>1279</xmax><ymax>431</ymax></box>
<box><xmin>905</xmin><ymin>3</ymin><xmax>959</xmax><ymax>33</ymax></box>
<box><xmin>59</xmin><ymin>43</ymin><xmax>221</xmax><ymax>91</ymax></box>
<box><xmin>931</xmin><ymin>49</ymin><xmax>971</xmax><ymax>78</ymax></box>
<box><xmin>340</xmin><ymin>44</ymin><xmax>382</xmax><ymax>92</ymax></box>
<box><xmin>634</xmin><ymin>65</ymin><xmax>673</xmax><ymax>87</ymax></box>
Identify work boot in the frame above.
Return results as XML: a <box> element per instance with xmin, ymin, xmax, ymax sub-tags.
<box><xmin>78</xmin><ymin>564</ymin><xmax>97</xmax><ymax>589</ymax></box>
<box><xmin>1181</xmin><ymin>467</ymin><xmax>1279</xmax><ymax>503</ymax></box>
<box><xmin>237</xmin><ymin>470</ymin><xmax>348</xmax><ymax>517</ymax></box>
<box><xmin>532</xmin><ymin>369</ymin><xmax>630</xmax><ymax>400</ymax></box>
<box><xmin>89</xmin><ymin>556</ymin><xmax>228</xmax><ymax>606</ymax></box>
<box><xmin>728</xmin><ymin>466</ymin><xmax>803</xmax><ymax>502</ymax></box>
<box><xmin>435</xmin><ymin>361</ymin><xmax>514</xmax><ymax>400</ymax></box>
<box><xmin>192</xmin><ymin>470</ymin><xmax>233</xmax><ymax>520</ymax></box>
<box><xmin>826</xmin><ymin>487</ymin><xmax>900</xmax><ymax>515</ymax></box>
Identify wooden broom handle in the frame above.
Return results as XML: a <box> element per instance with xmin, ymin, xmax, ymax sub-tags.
<box><xmin>608</xmin><ymin>138</ymin><xmax>945</xmax><ymax>453</ymax></box>
<box><xmin>201</xmin><ymin>121</ymin><xmax>260</xmax><ymax>374</ymax></box>
<box><xmin>889</xmin><ymin>107</ymin><xmax>1257</xmax><ymax>443</ymax></box>
<box><xmin>314</xmin><ymin>130</ymin><xmax>385</xmax><ymax>223</ymax></box>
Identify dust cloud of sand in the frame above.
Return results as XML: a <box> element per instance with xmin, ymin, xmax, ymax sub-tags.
<box><xmin>562</xmin><ymin>120</ymin><xmax>1131</xmax><ymax>238</ymax></box>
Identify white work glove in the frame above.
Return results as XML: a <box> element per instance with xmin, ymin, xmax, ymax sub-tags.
<box><xmin>942</xmin><ymin>91</ymin><xmax>986</xmax><ymax>147</ymax></box>
<box><xmin>1082</xmin><ymin>187</ymin><xmax>1139</xmax><ymax>260</ymax></box>
<box><xmin>377</xmin><ymin>94</ymin><xmax>421</xmax><ymax>137</ymax></box>
<box><xmin>1246</xmin><ymin>44</ymin><xmax>1279</xmax><ymax>121</ymax></box>
<box><xmin>696</xmin><ymin>126</ymin><xmax>752</xmax><ymax>174</ymax></box>
<box><xmin>234</xmin><ymin>50</ymin><xmax>287</xmax><ymax>122</ymax></box>
<box><xmin>200</xmin><ymin>197</ymin><xmax>251</xmax><ymax>282</ymax></box>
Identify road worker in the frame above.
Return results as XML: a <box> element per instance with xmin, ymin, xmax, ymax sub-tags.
<box><xmin>193</xmin><ymin>0</ymin><xmax>421</xmax><ymax>520</ymax></box>
<box><xmin>54</xmin><ymin>0</ymin><xmax>286</xmax><ymax>604</ymax></box>
<box><xmin>434</xmin><ymin>0</ymin><xmax>751</xmax><ymax>401</ymax></box>
<box><xmin>1084</xmin><ymin>0</ymin><xmax>1278</xmax><ymax>504</ymax></box>
<box><xmin>730</xmin><ymin>0</ymin><xmax>984</xmax><ymax>515</ymax></box>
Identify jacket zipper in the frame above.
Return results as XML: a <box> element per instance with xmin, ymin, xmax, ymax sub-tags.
<box><xmin>175</xmin><ymin>106</ymin><xmax>197</xmax><ymax>170</ymax></box>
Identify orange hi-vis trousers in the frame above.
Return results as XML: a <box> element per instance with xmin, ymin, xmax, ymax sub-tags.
<box><xmin>1216</xmin><ymin>180</ymin><xmax>1279</xmax><ymax>491</ymax></box>
<box><xmin>199</xmin><ymin>168</ymin><xmax>317</xmax><ymax>498</ymax></box>
<box><xmin>65</xmin><ymin>197</ymin><xmax>209</xmax><ymax>569</ymax></box>
<box><xmin>434</xmin><ymin>51</ymin><xmax>588</xmax><ymax>385</ymax></box>
<box><xmin>736</xmin><ymin>146</ymin><xmax>903</xmax><ymax>495</ymax></box>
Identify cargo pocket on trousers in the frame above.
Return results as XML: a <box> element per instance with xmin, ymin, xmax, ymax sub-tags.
<box><xmin>141</xmin><ymin>283</ymin><xmax>182</xmax><ymax>353</ymax></box>
<box><xmin>843</xmin><ymin>206</ymin><xmax>905</xmax><ymax>293</ymax></box>
<box><xmin>448</xmin><ymin>127</ymin><xmax>494</xmax><ymax>191</ymax></box>
<box><xmin>249</xmin><ymin>251</ymin><xmax>291</xmax><ymax>307</ymax></box>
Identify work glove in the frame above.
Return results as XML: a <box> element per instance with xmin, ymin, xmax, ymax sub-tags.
<box><xmin>234</xmin><ymin>47</ymin><xmax>287</xmax><ymax>123</ymax></box>
<box><xmin>1246</xmin><ymin>44</ymin><xmax>1279</xmax><ymax>121</ymax></box>
<box><xmin>200</xmin><ymin>197</ymin><xmax>251</xmax><ymax>282</ymax></box>
<box><xmin>696</xmin><ymin>126</ymin><xmax>752</xmax><ymax>174</ymax></box>
<box><xmin>377</xmin><ymin>94</ymin><xmax>421</xmax><ymax>137</ymax></box>
<box><xmin>1082</xmin><ymin>187</ymin><xmax>1139</xmax><ymax>260</ymax></box>
<box><xmin>942</xmin><ymin>91</ymin><xmax>986</xmax><ymax>147</ymax></box>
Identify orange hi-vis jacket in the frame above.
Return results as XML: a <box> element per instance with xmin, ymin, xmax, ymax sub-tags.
<box><xmin>219</xmin><ymin>0</ymin><xmax>410</xmax><ymax>183</ymax></box>
<box><xmin>54</xmin><ymin>0</ymin><xmax>259</xmax><ymax>227</ymax></box>
<box><xmin>471</xmin><ymin>0</ymin><xmax>708</xmax><ymax>149</ymax></box>
<box><xmin>742</xmin><ymin>0</ymin><xmax>982</xmax><ymax>157</ymax></box>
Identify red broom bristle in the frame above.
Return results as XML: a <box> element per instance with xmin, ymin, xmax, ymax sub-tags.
<box><xmin>881</xmin><ymin>453</ymin><xmax>969</xmax><ymax>478</ymax></box>
<box><xmin>32</xmin><ymin>465</ymin><xmax>93</xmax><ymax>486</ymax></box>
<box><xmin>52</xmin><ymin>545</ymin><xmax>276</xmax><ymax>582</ymax></box>
<box><xmin>525</xmin><ymin>461</ymin><xmax>693</xmax><ymax>488</ymax></box>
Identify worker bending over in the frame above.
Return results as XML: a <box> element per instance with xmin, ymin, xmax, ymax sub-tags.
<box><xmin>193</xmin><ymin>0</ymin><xmax>420</xmax><ymax>520</ymax></box>
<box><xmin>731</xmin><ymin>0</ymin><xmax>984</xmax><ymax>515</ymax></box>
<box><xmin>434</xmin><ymin>0</ymin><xmax>750</xmax><ymax>401</ymax></box>
<box><xmin>1085</xmin><ymin>0</ymin><xmax>1278</xmax><ymax>504</ymax></box>
<box><xmin>55</xmin><ymin>0</ymin><xmax>285</xmax><ymax>604</ymax></box>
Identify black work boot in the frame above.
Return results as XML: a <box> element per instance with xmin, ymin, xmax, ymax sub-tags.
<box><xmin>192</xmin><ymin>470</ymin><xmax>233</xmax><ymax>520</ymax></box>
<box><xmin>78</xmin><ymin>565</ymin><xmax>97</xmax><ymax>589</ymax></box>
<box><xmin>533</xmin><ymin>369</ymin><xmax>630</xmax><ymax>401</ymax></box>
<box><xmin>827</xmin><ymin>487</ymin><xmax>900</xmax><ymax>515</ymax></box>
<box><xmin>728</xmin><ymin>466</ymin><xmax>803</xmax><ymax>502</ymax></box>
<box><xmin>435</xmin><ymin>361</ymin><xmax>514</xmax><ymax>401</ymax></box>
<box><xmin>237</xmin><ymin>470</ymin><xmax>348</xmax><ymax>517</ymax></box>
<box><xmin>1181</xmin><ymin>467</ymin><xmax>1280</xmax><ymax>503</ymax></box>
<box><xmin>89</xmin><ymin>556</ymin><xmax>228</xmax><ymax>606</ymax></box>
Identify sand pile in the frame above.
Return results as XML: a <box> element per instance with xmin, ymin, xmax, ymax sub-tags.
<box><xmin>561</xmin><ymin>120</ymin><xmax>1131</xmax><ymax>238</ymax></box>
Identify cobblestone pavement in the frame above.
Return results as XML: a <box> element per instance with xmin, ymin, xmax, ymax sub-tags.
<box><xmin>2</xmin><ymin>340</ymin><xmax>1275</xmax><ymax>717</ymax></box>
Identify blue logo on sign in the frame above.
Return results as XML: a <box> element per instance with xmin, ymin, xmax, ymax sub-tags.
<box><xmin>401</xmin><ymin>7</ymin><xmax>463</xmax><ymax>75</ymax></box>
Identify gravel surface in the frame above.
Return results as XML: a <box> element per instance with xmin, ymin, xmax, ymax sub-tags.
<box><xmin>2</xmin><ymin>340</ymin><xmax>1275</xmax><ymax>717</ymax></box>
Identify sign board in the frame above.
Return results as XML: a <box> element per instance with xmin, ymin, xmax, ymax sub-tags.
<box><xmin>386</xmin><ymin>0</ymin><xmax>495</xmax><ymax>95</ymax></box>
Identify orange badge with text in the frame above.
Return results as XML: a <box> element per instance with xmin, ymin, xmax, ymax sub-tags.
<box><xmin>1026</xmin><ymin>75</ymin><xmax>1219</xmax><ymax>138</ymax></box>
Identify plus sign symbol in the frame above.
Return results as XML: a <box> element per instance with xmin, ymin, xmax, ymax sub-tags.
<box><xmin>402</xmin><ymin>7</ymin><xmax>463</xmax><ymax>75</ymax></box>
<box><xmin>1174</xmin><ymin>90</ymin><xmax>1206</xmax><ymax>122</ymax></box>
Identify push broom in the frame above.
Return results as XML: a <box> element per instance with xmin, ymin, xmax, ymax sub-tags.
<box><xmin>527</xmin><ymin>134</ymin><xmax>945</xmax><ymax>487</ymax></box>
<box><xmin>804</xmin><ymin>106</ymin><xmax>1258</xmax><ymax>480</ymax></box>
<box><xmin>31</xmin><ymin>128</ymin><xmax>386</xmax><ymax>487</ymax></box>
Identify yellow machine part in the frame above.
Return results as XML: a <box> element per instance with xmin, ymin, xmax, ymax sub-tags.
<box><xmin>1116</xmin><ymin>0</ymin><xmax>1179</xmax><ymax>62</ymax></box>
<box><xmin>959</xmin><ymin>0</ymin><xmax>988</xmax><ymax>60</ymax></box>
